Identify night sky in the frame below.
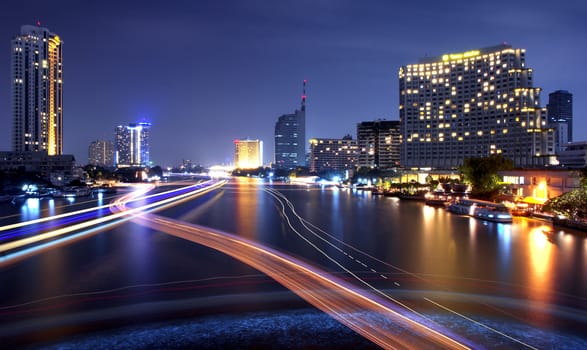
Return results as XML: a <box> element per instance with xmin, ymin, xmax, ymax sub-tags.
<box><xmin>1</xmin><ymin>1</ymin><xmax>586</xmax><ymax>167</ymax></box>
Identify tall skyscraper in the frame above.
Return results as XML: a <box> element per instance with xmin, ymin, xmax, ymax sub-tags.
<box><xmin>115</xmin><ymin>122</ymin><xmax>151</xmax><ymax>167</ymax></box>
<box><xmin>88</xmin><ymin>140</ymin><xmax>115</xmax><ymax>167</ymax></box>
<box><xmin>11</xmin><ymin>25</ymin><xmax>63</xmax><ymax>155</ymax></box>
<box><xmin>274</xmin><ymin>81</ymin><xmax>306</xmax><ymax>169</ymax></box>
<box><xmin>547</xmin><ymin>90</ymin><xmax>573</xmax><ymax>143</ymax></box>
<box><xmin>357</xmin><ymin>120</ymin><xmax>401</xmax><ymax>169</ymax></box>
<box><xmin>399</xmin><ymin>44</ymin><xmax>554</xmax><ymax>168</ymax></box>
<box><xmin>309</xmin><ymin>135</ymin><xmax>358</xmax><ymax>173</ymax></box>
<box><xmin>234</xmin><ymin>139</ymin><xmax>263</xmax><ymax>169</ymax></box>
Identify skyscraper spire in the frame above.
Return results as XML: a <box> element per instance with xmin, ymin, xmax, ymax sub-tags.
<box><xmin>301</xmin><ymin>79</ymin><xmax>307</xmax><ymax>112</ymax></box>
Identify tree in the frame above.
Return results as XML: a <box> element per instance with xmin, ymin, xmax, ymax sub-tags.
<box><xmin>459</xmin><ymin>155</ymin><xmax>513</xmax><ymax>199</ymax></box>
<box><xmin>544</xmin><ymin>166</ymin><xmax>587</xmax><ymax>220</ymax></box>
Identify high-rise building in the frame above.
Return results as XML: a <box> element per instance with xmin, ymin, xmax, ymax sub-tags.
<box><xmin>547</xmin><ymin>90</ymin><xmax>573</xmax><ymax>145</ymax></box>
<box><xmin>399</xmin><ymin>44</ymin><xmax>554</xmax><ymax>168</ymax></box>
<box><xmin>11</xmin><ymin>25</ymin><xmax>63</xmax><ymax>155</ymax></box>
<box><xmin>88</xmin><ymin>140</ymin><xmax>114</xmax><ymax>167</ymax></box>
<box><xmin>357</xmin><ymin>120</ymin><xmax>400</xmax><ymax>169</ymax></box>
<box><xmin>115</xmin><ymin>122</ymin><xmax>151</xmax><ymax>167</ymax></box>
<box><xmin>309</xmin><ymin>135</ymin><xmax>358</xmax><ymax>173</ymax></box>
<box><xmin>274</xmin><ymin>81</ymin><xmax>307</xmax><ymax>169</ymax></box>
<box><xmin>234</xmin><ymin>139</ymin><xmax>263</xmax><ymax>169</ymax></box>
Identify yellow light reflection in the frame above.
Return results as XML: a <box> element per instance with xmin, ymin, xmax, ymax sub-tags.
<box><xmin>527</xmin><ymin>225</ymin><xmax>554</xmax><ymax>303</ymax></box>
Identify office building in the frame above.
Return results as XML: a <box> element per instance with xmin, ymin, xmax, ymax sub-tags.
<box><xmin>357</xmin><ymin>120</ymin><xmax>400</xmax><ymax>169</ymax></box>
<box><xmin>274</xmin><ymin>81</ymin><xmax>307</xmax><ymax>169</ymax></box>
<box><xmin>399</xmin><ymin>44</ymin><xmax>554</xmax><ymax>168</ymax></box>
<box><xmin>547</xmin><ymin>90</ymin><xmax>573</xmax><ymax>142</ymax></box>
<box><xmin>11</xmin><ymin>25</ymin><xmax>63</xmax><ymax>155</ymax></box>
<box><xmin>88</xmin><ymin>140</ymin><xmax>114</xmax><ymax>167</ymax></box>
<box><xmin>309</xmin><ymin>135</ymin><xmax>358</xmax><ymax>173</ymax></box>
<box><xmin>234</xmin><ymin>139</ymin><xmax>263</xmax><ymax>169</ymax></box>
<box><xmin>115</xmin><ymin>122</ymin><xmax>151</xmax><ymax>167</ymax></box>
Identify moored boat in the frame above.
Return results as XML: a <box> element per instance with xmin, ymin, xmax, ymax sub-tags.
<box><xmin>447</xmin><ymin>198</ymin><xmax>512</xmax><ymax>223</ymax></box>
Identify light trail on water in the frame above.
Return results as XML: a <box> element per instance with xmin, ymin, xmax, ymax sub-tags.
<box><xmin>262</xmin><ymin>186</ymin><xmax>539</xmax><ymax>349</ymax></box>
<box><xmin>107</xmin><ymin>185</ymin><xmax>474</xmax><ymax>349</ymax></box>
<box><xmin>0</xmin><ymin>181</ymin><xmax>225</xmax><ymax>267</ymax></box>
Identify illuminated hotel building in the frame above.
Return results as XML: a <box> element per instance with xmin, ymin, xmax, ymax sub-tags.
<box><xmin>274</xmin><ymin>81</ymin><xmax>307</xmax><ymax>169</ymax></box>
<box><xmin>357</xmin><ymin>120</ymin><xmax>400</xmax><ymax>169</ymax></box>
<box><xmin>88</xmin><ymin>140</ymin><xmax>114</xmax><ymax>167</ymax></box>
<box><xmin>399</xmin><ymin>44</ymin><xmax>554</xmax><ymax>169</ymax></box>
<box><xmin>309</xmin><ymin>135</ymin><xmax>358</xmax><ymax>173</ymax></box>
<box><xmin>234</xmin><ymin>139</ymin><xmax>263</xmax><ymax>169</ymax></box>
<box><xmin>115</xmin><ymin>122</ymin><xmax>151</xmax><ymax>167</ymax></box>
<box><xmin>11</xmin><ymin>25</ymin><xmax>63</xmax><ymax>155</ymax></box>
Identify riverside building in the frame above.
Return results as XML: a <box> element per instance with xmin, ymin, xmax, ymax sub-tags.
<box><xmin>234</xmin><ymin>139</ymin><xmax>263</xmax><ymax>169</ymax></box>
<box><xmin>11</xmin><ymin>25</ymin><xmax>63</xmax><ymax>155</ymax></box>
<box><xmin>399</xmin><ymin>44</ymin><xmax>555</xmax><ymax>169</ymax></box>
<box><xmin>115</xmin><ymin>122</ymin><xmax>151</xmax><ymax>167</ymax></box>
<box><xmin>309</xmin><ymin>135</ymin><xmax>358</xmax><ymax>173</ymax></box>
<box><xmin>88</xmin><ymin>140</ymin><xmax>114</xmax><ymax>167</ymax></box>
<box><xmin>357</xmin><ymin>120</ymin><xmax>400</xmax><ymax>169</ymax></box>
<box><xmin>274</xmin><ymin>81</ymin><xmax>307</xmax><ymax>169</ymax></box>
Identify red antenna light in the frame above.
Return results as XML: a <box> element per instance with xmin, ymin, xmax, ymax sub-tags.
<box><xmin>37</xmin><ymin>20</ymin><xmax>41</xmax><ymax>26</ymax></box>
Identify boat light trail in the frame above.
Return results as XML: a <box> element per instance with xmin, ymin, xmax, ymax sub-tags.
<box><xmin>0</xmin><ymin>181</ymin><xmax>226</xmax><ymax>267</ymax></box>
<box><xmin>130</xmin><ymin>214</ymin><xmax>473</xmax><ymax>350</ymax></box>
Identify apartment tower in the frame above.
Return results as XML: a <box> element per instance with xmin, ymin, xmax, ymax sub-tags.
<box><xmin>11</xmin><ymin>25</ymin><xmax>63</xmax><ymax>155</ymax></box>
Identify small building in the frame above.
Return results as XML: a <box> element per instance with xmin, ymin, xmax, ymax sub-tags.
<box><xmin>0</xmin><ymin>151</ymin><xmax>76</xmax><ymax>185</ymax></box>
<box><xmin>557</xmin><ymin>141</ymin><xmax>587</xmax><ymax>169</ymax></box>
<box><xmin>499</xmin><ymin>169</ymin><xmax>582</xmax><ymax>204</ymax></box>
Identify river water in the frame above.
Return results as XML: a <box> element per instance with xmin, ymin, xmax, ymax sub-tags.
<box><xmin>1</xmin><ymin>178</ymin><xmax>586</xmax><ymax>348</ymax></box>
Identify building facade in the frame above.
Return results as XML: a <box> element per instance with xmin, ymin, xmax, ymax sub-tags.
<box><xmin>11</xmin><ymin>25</ymin><xmax>63</xmax><ymax>155</ymax></box>
<box><xmin>0</xmin><ymin>151</ymin><xmax>75</xmax><ymax>185</ymax></box>
<box><xmin>399</xmin><ymin>44</ymin><xmax>554</xmax><ymax>169</ymax></box>
<box><xmin>357</xmin><ymin>120</ymin><xmax>400</xmax><ymax>169</ymax></box>
<box><xmin>274</xmin><ymin>81</ymin><xmax>306</xmax><ymax>169</ymax></box>
<box><xmin>309</xmin><ymin>135</ymin><xmax>358</xmax><ymax>173</ymax></box>
<box><xmin>557</xmin><ymin>141</ymin><xmax>587</xmax><ymax>169</ymax></box>
<box><xmin>547</xmin><ymin>90</ymin><xmax>573</xmax><ymax>142</ymax></box>
<box><xmin>88</xmin><ymin>140</ymin><xmax>114</xmax><ymax>167</ymax></box>
<box><xmin>115</xmin><ymin>122</ymin><xmax>151</xmax><ymax>167</ymax></box>
<box><xmin>499</xmin><ymin>169</ymin><xmax>582</xmax><ymax>203</ymax></box>
<box><xmin>234</xmin><ymin>139</ymin><xmax>263</xmax><ymax>169</ymax></box>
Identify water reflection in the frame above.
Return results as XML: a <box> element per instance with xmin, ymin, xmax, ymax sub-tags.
<box><xmin>496</xmin><ymin>224</ymin><xmax>512</xmax><ymax>279</ymax></box>
<box><xmin>234</xmin><ymin>179</ymin><xmax>258</xmax><ymax>240</ymax></box>
<box><xmin>20</xmin><ymin>198</ymin><xmax>40</xmax><ymax>221</ymax></box>
<box><xmin>527</xmin><ymin>225</ymin><xmax>555</xmax><ymax>304</ymax></box>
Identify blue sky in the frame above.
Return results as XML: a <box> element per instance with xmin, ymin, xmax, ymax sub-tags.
<box><xmin>1</xmin><ymin>0</ymin><xmax>586</xmax><ymax>166</ymax></box>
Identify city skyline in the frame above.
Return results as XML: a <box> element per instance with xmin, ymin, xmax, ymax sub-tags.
<box><xmin>1</xmin><ymin>1</ymin><xmax>586</xmax><ymax>166</ymax></box>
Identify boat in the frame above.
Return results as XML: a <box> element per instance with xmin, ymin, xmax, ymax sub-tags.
<box><xmin>371</xmin><ymin>187</ymin><xmax>385</xmax><ymax>195</ymax></box>
<box><xmin>447</xmin><ymin>198</ymin><xmax>512</xmax><ymax>223</ymax></box>
<box><xmin>424</xmin><ymin>191</ymin><xmax>450</xmax><ymax>207</ymax></box>
<box><xmin>473</xmin><ymin>207</ymin><xmax>513</xmax><ymax>223</ymax></box>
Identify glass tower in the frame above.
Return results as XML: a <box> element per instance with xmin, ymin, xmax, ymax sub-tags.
<box><xmin>274</xmin><ymin>81</ymin><xmax>307</xmax><ymax>169</ymax></box>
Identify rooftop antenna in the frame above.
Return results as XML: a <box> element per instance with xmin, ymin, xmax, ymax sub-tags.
<box><xmin>301</xmin><ymin>79</ymin><xmax>307</xmax><ymax>112</ymax></box>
